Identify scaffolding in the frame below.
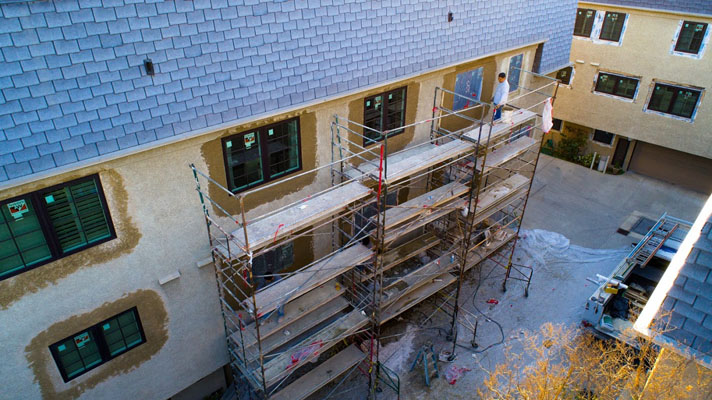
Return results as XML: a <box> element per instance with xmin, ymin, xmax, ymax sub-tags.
<box><xmin>190</xmin><ymin>68</ymin><xmax>559</xmax><ymax>399</ymax></box>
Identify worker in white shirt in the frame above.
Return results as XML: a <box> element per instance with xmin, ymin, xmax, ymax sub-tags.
<box><xmin>492</xmin><ymin>72</ymin><xmax>510</xmax><ymax>122</ymax></box>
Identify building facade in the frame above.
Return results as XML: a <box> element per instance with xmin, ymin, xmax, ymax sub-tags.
<box><xmin>0</xmin><ymin>1</ymin><xmax>575</xmax><ymax>398</ymax></box>
<box><xmin>551</xmin><ymin>1</ymin><xmax>712</xmax><ymax>194</ymax></box>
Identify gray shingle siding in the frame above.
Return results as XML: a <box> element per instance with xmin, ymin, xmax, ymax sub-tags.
<box><xmin>0</xmin><ymin>0</ymin><xmax>576</xmax><ymax>182</ymax></box>
<box><xmin>589</xmin><ymin>0</ymin><xmax>712</xmax><ymax>16</ymax></box>
<box><xmin>662</xmin><ymin>216</ymin><xmax>712</xmax><ymax>358</ymax></box>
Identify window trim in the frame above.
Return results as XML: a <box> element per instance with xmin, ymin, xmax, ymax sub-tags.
<box><xmin>221</xmin><ymin>117</ymin><xmax>303</xmax><ymax>194</ymax></box>
<box><xmin>672</xmin><ymin>20</ymin><xmax>709</xmax><ymax>58</ymax></box>
<box><xmin>362</xmin><ymin>86</ymin><xmax>408</xmax><ymax>147</ymax></box>
<box><xmin>49</xmin><ymin>307</ymin><xmax>146</xmax><ymax>382</ymax></box>
<box><xmin>593</xmin><ymin>71</ymin><xmax>640</xmax><ymax>100</ymax></box>
<box><xmin>644</xmin><ymin>82</ymin><xmax>703</xmax><ymax>121</ymax></box>
<box><xmin>0</xmin><ymin>174</ymin><xmax>116</xmax><ymax>281</ymax></box>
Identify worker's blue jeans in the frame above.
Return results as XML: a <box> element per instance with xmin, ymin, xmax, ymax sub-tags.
<box><xmin>493</xmin><ymin>106</ymin><xmax>502</xmax><ymax>121</ymax></box>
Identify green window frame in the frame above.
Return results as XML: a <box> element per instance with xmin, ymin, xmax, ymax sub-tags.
<box><xmin>0</xmin><ymin>175</ymin><xmax>115</xmax><ymax>281</ymax></box>
<box><xmin>647</xmin><ymin>83</ymin><xmax>702</xmax><ymax>119</ymax></box>
<box><xmin>222</xmin><ymin>117</ymin><xmax>302</xmax><ymax>193</ymax></box>
<box><xmin>599</xmin><ymin>12</ymin><xmax>626</xmax><ymax>42</ymax></box>
<box><xmin>49</xmin><ymin>308</ymin><xmax>146</xmax><ymax>382</ymax></box>
<box><xmin>594</xmin><ymin>72</ymin><xmax>639</xmax><ymax>99</ymax></box>
<box><xmin>573</xmin><ymin>8</ymin><xmax>596</xmax><ymax>37</ymax></box>
<box><xmin>363</xmin><ymin>87</ymin><xmax>407</xmax><ymax>146</ymax></box>
<box><xmin>675</xmin><ymin>21</ymin><xmax>708</xmax><ymax>54</ymax></box>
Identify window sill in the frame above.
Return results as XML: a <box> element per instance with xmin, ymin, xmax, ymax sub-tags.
<box><xmin>643</xmin><ymin>108</ymin><xmax>696</xmax><ymax>123</ymax></box>
<box><xmin>592</xmin><ymin>91</ymin><xmax>636</xmax><ymax>103</ymax></box>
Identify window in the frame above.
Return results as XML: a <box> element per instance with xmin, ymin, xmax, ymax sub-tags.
<box><xmin>508</xmin><ymin>54</ymin><xmax>523</xmax><ymax>92</ymax></box>
<box><xmin>592</xmin><ymin>129</ymin><xmax>615</xmax><ymax>145</ymax></box>
<box><xmin>675</xmin><ymin>21</ymin><xmax>708</xmax><ymax>54</ymax></box>
<box><xmin>574</xmin><ymin>8</ymin><xmax>596</xmax><ymax>37</ymax></box>
<box><xmin>552</xmin><ymin>119</ymin><xmax>562</xmax><ymax>131</ymax></box>
<box><xmin>453</xmin><ymin>67</ymin><xmax>483</xmax><ymax>111</ymax></box>
<box><xmin>594</xmin><ymin>72</ymin><xmax>639</xmax><ymax>99</ymax></box>
<box><xmin>599</xmin><ymin>12</ymin><xmax>626</xmax><ymax>42</ymax></box>
<box><xmin>222</xmin><ymin>118</ymin><xmax>302</xmax><ymax>193</ymax></box>
<box><xmin>363</xmin><ymin>87</ymin><xmax>406</xmax><ymax>145</ymax></box>
<box><xmin>556</xmin><ymin>67</ymin><xmax>573</xmax><ymax>85</ymax></box>
<box><xmin>647</xmin><ymin>83</ymin><xmax>702</xmax><ymax>119</ymax></box>
<box><xmin>253</xmin><ymin>242</ymin><xmax>293</xmax><ymax>289</ymax></box>
<box><xmin>0</xmin><ymin>175</ymin><xmax>114</xmax><ymax>281</ymax></box>
<box><xmin>49</xmin><ymin>308</ymin><xmax>145</xmax><ymax>382</ymax></box>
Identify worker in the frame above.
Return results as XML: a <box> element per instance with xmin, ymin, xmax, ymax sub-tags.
<box><xmin>492</xmin><ymin>72</ymin><xmax>510</xmax><ymax>122</ymax></box>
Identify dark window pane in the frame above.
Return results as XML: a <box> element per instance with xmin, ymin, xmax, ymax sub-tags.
<box><xmin>670</xmin><ymin>89</ymin><xmax>700</xmax><ymax>118</ymax></box>
<box><xmin>595</xmin><ymin>73</ymin><xmax>616</xmax><ymax>94</ymax></box>
<box><xmin>508</xmin><ymin>54</ymin><xmax>523</xmax><ymax>91</ymax></box>
<box><xmin>267</xmin><ymin>119</ymin><xmax>300</xmax><ymax>178</ymax></box>
<box><xmin>574</xmin><ymin>8</ymin><xmax>596</xmax><ymax>37</ymax></box>
<box><xmin>101</xmin><ymin>309</ymin><xmax>144</xmax><ymax>356</ymax></box>
<box><xmin>225</xmin><ymin>131</ymin><xmax>263</xmax><ymax>192</ymax></box>
<box><xmin>616</xmin><ymin>78</ymin><xmax>638</xmax><ymax>98</ymax></box>
<box><xmin>364</xmin><ymin>95</ymin><xmax>384</xmax><ymax>143</ymax></box>
<box><xmin>593</xmin><ymin>130</ymin><xmax>615</xmax><ymax>145</ymax></box>
<box><xmin>600</xmin><ymin>12</ymin><xmax>626</xmax><ymax>41</ymax></box>
<box><xmin>384</xmin><ymin>88</ymin><xmax>406</xmax><ymax>131</ymax></box>
<box><xmin>44</xmin><ymin>180</ymin><xmax>111</xmax><ymax>253</ymax></box>
<box><xmin>648</xmin><ymin>84</ymin><xmax>701</xmax><ymax>119</ymax></box>
<box><xmin>648</xmin><ymin>85</ymin><xmax>675</xmax><ymax>113</ymax></box>
<box><xmin>552</xmin><ymin>119</ymin><xmax>562</xmax><ymax>131</ymax></box>
<box><xmin>556</xmin><ymin>67</ymin><xmax>572</xmax><ymax>85</ymax></box>
<box><xmin>595</xmin><ymin>73</ymin><xmax>638</xmax><ymax>99</ymax></box>
<box><xmin>53</xmin><ymin>330</ymin><xmax>103</xmax><ymax>379</ymax></box>
<box><xmin>363</xmin><ymin>87</ymin><xmax>407</xmax><ymax>146</ymax></box>
<box><xmin>0</xmin><ymin>198</ymin><xmax>51</xmax><ymax>277</ymax></box>
<box><xmin>675</xmin><ymin>22</ymin><xmax>707</xmax><ymax>54</ymax></box>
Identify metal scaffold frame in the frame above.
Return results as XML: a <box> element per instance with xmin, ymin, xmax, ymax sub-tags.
<box><xmin>190</xmin><ymin>67</ymin><xmax>559</xmax><ymax>399</ymax></box>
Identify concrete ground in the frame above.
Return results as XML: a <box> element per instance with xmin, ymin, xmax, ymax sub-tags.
<box><xmin>319</xmin><ymin>155</ymin><xmax>706</xmax><ymax>399</ymax></box>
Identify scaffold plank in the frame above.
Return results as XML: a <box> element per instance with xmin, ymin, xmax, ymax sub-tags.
<box><xmin>382</xmin><ymin>204</ymin><xmax>456</xmax><ymax>244</ymax></box>
<box><xmin>381</xmin><ymin>252</ymin><xmax>457</xmax><ymax>309</ymax></box>
<box><xmin>466</xmin><ymin>228</ymin><xmax>517</xmax><ymax>270</ymax></box>
<box><xmin>476</xmin><ymin>136</ymin><xmax>537</xmax><ymax>174</ymax></box>
<box><xmin>262</xmin><ymin>309</ymin><xmax>369</xmax><ymax>387</ymax></box>
<box><xmin>269</xmin><ymin>344</ymin><xmax>365</xmax><ymax>400</ymax></box>
<box><xmin>382</xmin><ymin>232</ymin><xmax>441</xmax><ymax>273</ymax></box>
<box><xmin>383</xmin><ymin>182</ymin><xmax>469</xmax><ymax>229</ymax></box>
<box><xmin>238</xmin><ymin>296</ymin><xmax>350</xmax><ymax>362</ymax></box>
<box><xmin>344</xmin><ymin>140</ymin><xmax>473</xmax><ymax>183</ymax></box>
<box><xmin>228</xmin><ymin>181</ymin><xmax>372</xmax><ymax>257</ymax></box>
<box><xmin>470</xmin><ymin>173</ymin><xmax>529</xmax><ymax>216</ymax></box>
<box><xmin>380</xmin><ymin>273</ymin><xmax>457</xmax><ymax>325</ymax></box>
<box><xmin>248</xmin><ymin>244</ymin><xmax>372</xmax><ymax>315</ymax></box>
<box><xmin>236</xmin><ymin>280</ymin><xmax>345</xmax><ymax>352</ymax></box>
<box><xmin>462</xmin><ymin>109</ymin><xmax>537</xmax><ymax>144</ymax></box>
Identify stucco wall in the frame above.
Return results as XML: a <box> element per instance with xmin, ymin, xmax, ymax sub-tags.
<box><xmin>554</xmin><ymin>4</ymin><xmax>712</xmax><ymax>159</ymax></box>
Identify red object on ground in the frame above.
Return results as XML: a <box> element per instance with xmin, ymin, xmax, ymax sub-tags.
<box><xmin>486</xmin><ymin>298</ymin><xmax>499</xmax><ymax>305</ymax></box>
<box><xmin>444</xmin><ymin>364</ymin><xmax>471</xmax><ymax>384</ymax></box>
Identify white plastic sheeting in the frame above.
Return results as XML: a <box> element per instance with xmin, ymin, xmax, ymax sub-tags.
<box><xmin>517</xmin><ymin>229</ymin><xmax>629</xmax><ymax>268</ymax></box>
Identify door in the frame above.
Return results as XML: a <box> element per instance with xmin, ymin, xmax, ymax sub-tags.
<box><xmin>612</xmin><ymin>137</ymin><xmax>630</xmax><ymax>168</ymax></box>
<box><xmin>629</xmin><ymin>141</ymin><xmax>712</xmax><ymax>194</ymax></box>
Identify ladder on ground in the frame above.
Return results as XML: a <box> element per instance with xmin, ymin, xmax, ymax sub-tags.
<box><xmin>632</xmin><ymin>220</ymin><xmax>678</xmax><ymax>267</ymax></box>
